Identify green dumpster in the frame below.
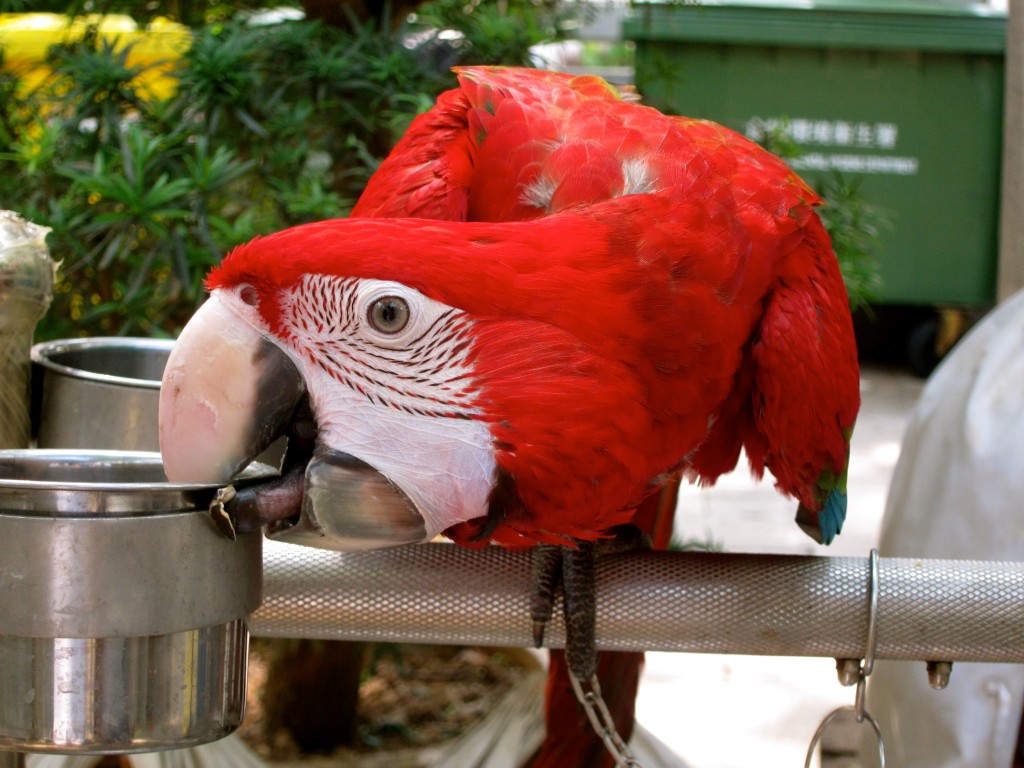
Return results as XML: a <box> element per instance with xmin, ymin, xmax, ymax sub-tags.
<box><xmin>624</xmin><ymin>1</ymin><xmax>1008</xmax><ymax>309</ymax></box>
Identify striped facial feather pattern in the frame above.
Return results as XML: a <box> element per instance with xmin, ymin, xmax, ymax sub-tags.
<box><xmin>280</xmin><ymin>274</ymin><xmax>482</xmax><ymax>420</ymax></box>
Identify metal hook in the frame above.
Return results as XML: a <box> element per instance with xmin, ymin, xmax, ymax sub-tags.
<box><xmin>806</xmin><ymin>549</ymin><xmax>886</xmax><ymax>767</ymax></box>
<box><xmin>863</xmin><ymin>547</ymin><xmax>880</xmax><ymax>678</ymax></box>
<box><xmin>804</xmin><ymin>705</ymin><xmax>886</xmax><ymax>768</ymax></box>
<box><xmin>855</xmin><ymin>547</ymin><xmax>881</xmax><ymax>722</ymax></box>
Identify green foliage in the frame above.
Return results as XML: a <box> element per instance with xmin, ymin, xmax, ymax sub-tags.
<box><xmin>412</xmin><ymin>0</ymin><xmax>575</xmax><ymax>66</ymax></box>
<box><xmin>578</xmin><ymin>40</ymin><xmax>634</xmax><ymax>68</ymax></box>
<box><xmin>1</xmin><ymin>3</ymin><xmax>572</xmax><ymax>340</ymax></box>
<box><xmin>747</xmin><ymin>117</ymin><xmax>801</xmax><ymax>161</ymax></box>
<box><xmin>814</xmin><ymin>173</ymin><xmax>887</xmax><ymax>311</ymax></box>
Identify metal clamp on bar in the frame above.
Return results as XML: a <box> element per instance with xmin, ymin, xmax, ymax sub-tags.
<box><xmin>805</xmin><ymin>549</ymin><xmax>887</xmax><ymax>768</ymax></box>
<box><xmin>252</xmin><ymin>543</ymin><xmax>1024</xmax><ymax>665</ymax></box>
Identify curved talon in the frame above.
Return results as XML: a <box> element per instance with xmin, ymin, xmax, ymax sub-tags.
<box><xmin>530</xmin><ymin>543</ymin><xmax>562</xmax><ymax>648</ymax></box>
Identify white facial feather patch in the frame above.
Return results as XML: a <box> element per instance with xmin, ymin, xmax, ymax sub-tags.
<box><xmin>278</xmin><ymin>274</ymin><xmax>497</xmax><ymax>540</ymax></box>
<box><xmin>284</xmin><ymin>275</ymin><xmax>482</xmax><ymax>417</ymax></box>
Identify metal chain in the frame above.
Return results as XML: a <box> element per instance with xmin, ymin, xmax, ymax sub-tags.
<box><xmin>569</xmin><ymin>671</ymin><xmax>644</xmax><ymax>768</ymax></box>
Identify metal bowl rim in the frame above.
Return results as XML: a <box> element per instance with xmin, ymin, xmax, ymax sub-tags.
<box><xmin>31</xmin><ymin>337</ymin><xmax>174</xmax><ymax>390</ymax></box>
<box><xmin>0</xmin><ymin>449</ymin><xmax>275</xmax><ymax>492</ymax></box>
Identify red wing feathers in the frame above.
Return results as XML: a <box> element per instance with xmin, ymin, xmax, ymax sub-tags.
<box><xmin>351</xmin><ymin>87</ymin><xmax>475</xmax><ymax>220</ymax></box>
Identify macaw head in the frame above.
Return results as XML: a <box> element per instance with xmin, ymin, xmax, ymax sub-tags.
<box><xmin>159</xmin><ymin>214</ymin><xmax>660</xmax><ymax>550</ymax></box>
<box><xmin>161</xmin><ymin>219</ymin><xmax>495</xmax><ymax>549</ymax></box>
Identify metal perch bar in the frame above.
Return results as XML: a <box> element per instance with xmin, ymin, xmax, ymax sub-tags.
<box><xmin>252</xmin><ymin>542</ymin><xmax>1024</xmax><ymax>663</ymax></box>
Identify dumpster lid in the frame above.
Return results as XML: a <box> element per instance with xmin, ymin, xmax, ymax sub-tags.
<box><xmin>625</xmin><ymin>0</ymin><xmax>1007</xmax><ymax>54</ymax></box>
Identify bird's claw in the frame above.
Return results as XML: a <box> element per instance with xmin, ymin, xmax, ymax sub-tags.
<box><xmin>528</xmin><ymin>539</ymin><xmax>598</xmax><ymax>681</ymax></box>
<box><xmin>529</xmin><ymin>527</ymin><xmax>651</xmax><ymax>682</ymax></box>
<box><xmin>530</xmin><ymin>544</ymin><xmax>562</xmax><ymax>648</ymax></box>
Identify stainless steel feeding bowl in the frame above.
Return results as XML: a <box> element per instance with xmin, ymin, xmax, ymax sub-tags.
<box><xmin>31</xmin><ymin>337</ymin><xmax>172</xmax><ymax>451</ymax></box>
<box><xmin>0</xmin><ymin>449</ymin><xmax>269</xmax><ymax>754</ymax></box>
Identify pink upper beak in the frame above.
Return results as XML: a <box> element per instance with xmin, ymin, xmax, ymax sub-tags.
<box><xmin>159</xmin><ymin>291</ymin><xmax>304</xmax><ymax>484</ymax></box>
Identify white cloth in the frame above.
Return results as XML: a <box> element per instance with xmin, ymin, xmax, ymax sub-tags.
<box><xmin>864</xmin><ymin>289</ymin><xmax>1024</xmax><ymax>768</ymax></box>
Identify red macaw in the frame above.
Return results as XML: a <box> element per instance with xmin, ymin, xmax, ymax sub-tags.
<box><xmin>159</xmin><ymin>67</ymin><xmax>860</xmax><ymax>767</ymax></box>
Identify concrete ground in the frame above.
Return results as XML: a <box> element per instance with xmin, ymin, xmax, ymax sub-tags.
<box><xmin>634</xmin><ymin>366</ymin><xmax>926</xmax><ymax>768</ymax></box>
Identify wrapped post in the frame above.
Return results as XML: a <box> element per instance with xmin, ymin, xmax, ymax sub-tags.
<box><xmin>0</xmin><ymin>212</ymin><xmax>54</xmax><ymax>448</ymax></box>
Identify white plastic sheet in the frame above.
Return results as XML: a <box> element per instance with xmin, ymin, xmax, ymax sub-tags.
<box><xmin>864</xmin><ymin>289</ymin><xmax>1024</xmax><ymax>768</ymax></box>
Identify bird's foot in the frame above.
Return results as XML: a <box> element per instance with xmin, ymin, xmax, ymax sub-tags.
<box><xmin>529</xmin><ymin>525</ymin><xmax>651</xmax><ymax>681</ymax></box>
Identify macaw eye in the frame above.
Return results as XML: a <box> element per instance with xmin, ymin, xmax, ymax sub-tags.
<box><xmin>368</xmin><ymin>296</ymin><xmax>410</xmax><ymax>334</ymax></box>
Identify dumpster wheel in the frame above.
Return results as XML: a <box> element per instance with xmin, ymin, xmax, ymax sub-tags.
<box><xmin>907</xmin><ymin>308</ymin><xmax>973</xmax><ymax>378</ymax></box>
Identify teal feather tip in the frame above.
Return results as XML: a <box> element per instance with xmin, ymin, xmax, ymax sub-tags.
<box><xmin>817</xmin><ymin>488</ymin><xmax>847</xmax><ymax>544</ymax></box>
<box><xmin>794</xmin><ymin>489</ymin><xmax>847</xmax><ymax>545</ymax></box>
